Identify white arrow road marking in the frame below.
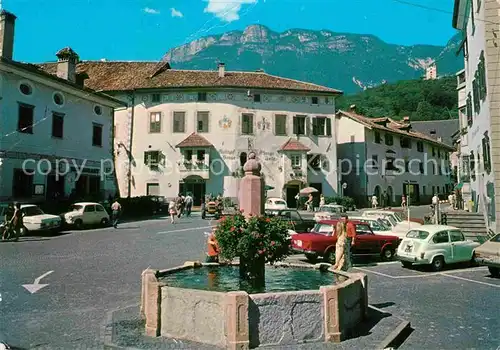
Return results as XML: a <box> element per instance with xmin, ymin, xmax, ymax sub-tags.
<box><xmin>22</xmin><ymin>270</ymin><xmax>54</xmax><ymax>294</ymax></box>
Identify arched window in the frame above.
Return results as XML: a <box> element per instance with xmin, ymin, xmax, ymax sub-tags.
<box><xmin>240</xmin><ymin>152</ymin><xmax>247</xmax><ymax>167</ymax></box>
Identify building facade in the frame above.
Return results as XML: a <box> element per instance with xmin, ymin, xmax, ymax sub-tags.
<box><xmin>37</xmin><ymin>61</ymin><xmax>342</xmax><ymax>205</ymax></box>
<box><xmin>453</xmin><ymin>0</ymin><xmax>497</xmax><ymax>232</ymax></box>
<box><xmin>336</xmin><ymin>107</ymin><xmax>454</xmax><ymax>207</ymax></box>
<box><xmin>0</xmin><ymin>11</ymin><xmax>122</xmax><ymax>202</ymax></box>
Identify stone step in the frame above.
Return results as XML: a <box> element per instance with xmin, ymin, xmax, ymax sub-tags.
<box><xmin>446</xmin><ymin>221</ymin><xmax>486</xmax><ymax>226</ymax></box>
<box><xmin>445</xmin><ymin>212</ymin><xmax>484</xmax><ymax>217</ymax></box>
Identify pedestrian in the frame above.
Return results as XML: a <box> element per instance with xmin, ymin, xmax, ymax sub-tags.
<box><xmin>319</xmin><ymin>194</ymin><xmax>325</xmax><ymax>207</ymax></box>
<box><xmin>448</xmin><ymin>192</ymin><xmax>455</xmax><ymax>210</ymax></box>
<box><xmin>342</xmin><ymin>214</ymin><xmax>356</xmax><ymax>269</ymax></box>
<box><xmin>2</xmin><ymin>203</ymin><xmax>15</xmax><ymax>241</ymax></box>
<box><xmin>295</xmin><ymin>193</ymin><xmax>300</xmax><ymax>209</ymax></box>
<box><xmin>111</xmin><ymin>199</ymin><xmax>122</xmax><ymax>228</ymax></box>
<box><xmin>206</xmin><ymin>230</ymin><xmax>219</xmax><ymax>263</ymax></box>
<box><xmin>9</xmin><ymin>202</ymin><xmax>23</xmax><ymax>241</ymax></box>
<box><xmin>184</xmin><ymin>193</ymin><xmax>193</xmax><ymax>217</ymax></box>
<box><xmin>306</xmin><ymin>194</ymin><xmax>313</xmax><ymax>212</ymax></box>
<box><xmin>169</xmin><ymin>199</ymin><xmax>177</xmax><ymax>224</ymax></box>
<box><xmin>332</xmin><ymin>220</ymin><xmax>349</xmax><ymax>271</ymax></box>
<box><xmin>401</xmin><ymin>195</ymin><xmax>406</xmax><ymax>209</ymax></box>
<box><xmin>371</xmin><ymin>195</ymin><xmax>378</xmax><ymax>208</ymax></box>
<box><xmin>175</xmin><ymin>193</ymin><xmax>184</xmax><ymax>218</ymax></box>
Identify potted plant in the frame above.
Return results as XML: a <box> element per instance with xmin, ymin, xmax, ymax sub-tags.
<box><xmin>214</xmin><ymin>211</ymin><xmax>291</xmax><ymax>289</ymax></box>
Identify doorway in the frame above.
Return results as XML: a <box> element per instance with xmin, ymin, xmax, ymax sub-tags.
<box><xmin>285</xmin><ymin>184</ymin><xmax>300</xmax><ymax>208</ymax></box>
<box><xmin>179</xmin><ymin>178</ymin><xmax>206</xmax><ymax>206</ymax></box>
<box><xmin>387</xmin><ymin>186</ymin><xmax>393</xmax><ymax>207</ymax></box>
<box><xmin>403</xmin><ymin>183</ymin><xmax>420</xmax><ymax>205</ymax></box>
<box><xmin>47</xmin><ymin>174</ymin><xmax>65</xmax><ymax>199</ymax></box>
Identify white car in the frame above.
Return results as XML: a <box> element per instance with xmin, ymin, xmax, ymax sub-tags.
<box><xmin>265</xmin><ymin>198</ymin><xmax>287</xmax><ymax>213</ymax></box>
<box><xmin>314</xmin><ymin>204</ymin><xmax>344</xmax><ymax>221</ymax></box>
<box><xmin>397</xmin><ymin>225</ymin><xmax>480</xmax><ymax>271</ymax></box>
<box><xmin>349</xmin><ymin>216</ymin><xmax>403</xmax><ymax>237</ymax></box>
<box><xmin>20</xmin><ymin>204</ymin><xmax>62</xmax><ymax>234</ymax></box>
<box><xmin>62</xmin><ymin>202</ymin><xmax>110</xmax><ymax>229</ymax></box>
<box><xmin>363</xmin><ymin>210</ymin><xmax>421</xmax><ymax>231</ymax></box>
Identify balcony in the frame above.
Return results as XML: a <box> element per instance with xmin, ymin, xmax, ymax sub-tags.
<box><xmin>284</xmin><ymin>165</ymin><xmax>307</xmax><ymax>184</ymax></box>
<box><xmin>178</xmin><ymin>155</ymin><xmax>210</xmax><ymax>179</ymax></box>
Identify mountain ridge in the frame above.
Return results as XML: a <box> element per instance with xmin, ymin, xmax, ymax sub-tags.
<box><xmin>161</xmin><ymin>24</ymin><xmax>463</xmax><ymax>94</ymax></box>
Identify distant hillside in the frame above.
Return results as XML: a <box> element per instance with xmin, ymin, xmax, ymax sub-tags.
<box><xmin>336</xmin><ymin>76</ymin><xmax>458</xmax><ymax>121</ymax></box>
<box><xmin>161</xmin><ymin>24</ymin><xmax>464</xmax><ymax>94</ymax></box>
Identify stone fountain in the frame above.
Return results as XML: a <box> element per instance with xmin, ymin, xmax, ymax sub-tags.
<box><xmin>140</xmin><ymin>152</ymin><xmax>368</xmax><ymax>349</ymax></box>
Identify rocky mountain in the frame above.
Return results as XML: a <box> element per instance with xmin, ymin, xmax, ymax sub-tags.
<box><xmin>161</xmin><ymin>25</ymin><xmax>463</xmax><ymax>94</ymax></box>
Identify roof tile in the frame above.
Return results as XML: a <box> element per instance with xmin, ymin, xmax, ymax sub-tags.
<box><xmin>176</xmin><ymin>133</ymin><xmax>214</xmax><ymax>148</ymax></box>
<box><xmin>279</xmin><ymin>138</ymin><xmax>311</xmax><ymax>151</ymax></box>
<box><xmin>36</xmin><ymin>61</ymin><xmax>342</xmax><ymax>94</ymax></box>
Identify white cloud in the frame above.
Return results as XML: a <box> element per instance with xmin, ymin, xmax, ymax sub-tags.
<box><xmin>204</xmin><ymin>0</ymin><xmax>257</xmax><ymax>22</ymax></box>
<box><xmin>144</xmin><ymin>7</ymin><xmax>160</xmax><ymax>14</ymax></box>
<box><xmin>171</xmin><ymin>8</ymin><xmax>184</xmax><ymax>18</ymax></box>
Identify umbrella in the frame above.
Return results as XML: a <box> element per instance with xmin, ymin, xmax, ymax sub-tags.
<box><xmin>299</xmin><ymin>187</ymin><xmax>319</xmax><ymax>195</ymax></box>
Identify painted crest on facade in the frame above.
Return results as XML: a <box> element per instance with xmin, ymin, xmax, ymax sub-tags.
<box><xmin>219</xmin><ymin>116</ymin><xmax>232</xmax><ymax>130</ymax></box>
<box><xmin>257</xmin><ymin>117</ymin><xmax>271</xmax><ymax>131</ymax></box>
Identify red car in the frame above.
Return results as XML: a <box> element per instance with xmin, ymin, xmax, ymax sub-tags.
<box><xmin>291</xmin><ymin>219</ymin><xmax>401</xmax><ymax>263</ymax></box>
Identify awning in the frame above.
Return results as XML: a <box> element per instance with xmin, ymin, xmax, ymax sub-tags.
<box><xmin>455</xmin><ymin>183</ymin><xmax>463</xmax><ymax>190</ymax></box>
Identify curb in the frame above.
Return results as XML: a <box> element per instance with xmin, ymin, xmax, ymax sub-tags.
<box><xmin>369</xmin><ymin>305</ymin><xmax>412</xmax><ymax>350</ymax></box>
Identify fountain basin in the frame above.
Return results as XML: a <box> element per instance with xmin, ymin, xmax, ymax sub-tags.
<box><xmin>141</xmin><ymin>261</ymin><xmax>368</xmax><ymax>349</ymax></box>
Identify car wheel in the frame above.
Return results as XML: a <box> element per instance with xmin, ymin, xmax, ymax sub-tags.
<box><xmin>431</xmin><ymin>256</ymin><xmax>445</xmax><ymax>272</ymax></box>
<box><xmin>323</xmin><ymin>249</ymin><xmax>336</xmax><ymax>264</ymax></box>
<box><xmin>74</xmin><ymin>219</ymin><xmax>83</xmax><ymax>230</ymax></box>
<box><xmin>101</xmin><ymin>218</ymin><xmax>109</xmax><ymax>226</ymax></box>
<box><xmin>488</xmin><ymin>266</ymin><xmax>500</xmax><ymax>278</ymax></box>
<box><xmin>305</xmin><ymin>253</ymin><xmax>318</xmax><ymax>264</ymax></box>
<box><xmin>401</xmin><ymin>261</ymin><xmax>412</xmax><ymax>269</ymax></box>
<box><xmin>381</xmin><ymin>247</ymin><xmax>395</xmax><ymax>261</ymax></box>
<box><xmin>470</xmin><ymin>252</ymin><xmax>479</xmax><ymax>267</ymax></box>
<box><xmin>20</xmin><ymin>227</ymin><xmax>28</xmax><ymax>237</ymax></box>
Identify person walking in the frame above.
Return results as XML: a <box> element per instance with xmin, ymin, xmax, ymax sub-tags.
<box><xmin>175</xmin><ymin>194</ymin><xmax>184</xmax><ymax>218</ymax></box>
<box><xmin>332</xmin><ymin>220</ymin><xmax>349</xmax><ymax>271</ymax></box>
<box><xmin>10</xmin><ymin>203</ymin><xmax>23</xmax><ymax>241</ymax></box>
<box><xmin>295</xmin><ymin>193</ymin><xmax>300</xmax><ymax>209</ymax></box>
<box><xmin>184</xmin><ymin>193</ymin><xmax>193</xmax><ymax>217</ymax></box>
<box><xmin>343</xmin><ymin>214</ymin><xmax>356</xmax><ymax>270</ymax></box>
<box><xmin>319</xmin><ymin>194</ymin><xmax>325</xmax><ymax>207</ymax></box>
<box><xmin>2</xmin><ymin>203</ymin><xmax>15</xmax><ymax>241</ymax></box>
<box><xmin>206</xmin><ymin>230</ymin><xmax>219</xmax><ymax>263</ymax></box>
<box><xmin>306</xmin><ymin>194</ymin><xmax>313</xmax><ymax>212</ymax></box>
<box><xmin>401</xmin><ymin>195</ymin><xmax>407</xmax><ymax>209</ymax></box>
<box><xmin>111</xmin><ymin>199</ymin><xmax>122</xmax><ymax>228</ymax></box>
<box><xmin>169</xmin><ymin>199</ymin><xmax>177</xmax><ymax>224</ymax></box>
<box><xmin>371</xmin><ymin>195</ymin><xmax>378</xmax><ymax>208</ymax></box>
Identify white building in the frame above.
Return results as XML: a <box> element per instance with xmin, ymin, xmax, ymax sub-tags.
<box><xmin>0</xmin><ymin>10</ymin><xmax>123</xmax><ymax>202</ymax></box>
<box><xmin>453</xmin><ymin>0</ymin><xmax>497</xmax><ymax>231</ymax></box>
<box><xmin>425</xmin><ymin>64</ymin><xmax>437</xmax><ymax>80</ymax></box>
<box><xmin>336</xmin><ymin>107</ymin><xmax>454</xmax><ymax>207</ymax></box>
<box><xmin>37</xmin><ymin>61</ymin><xmax>343</xmax><ymax>206</ymax></box>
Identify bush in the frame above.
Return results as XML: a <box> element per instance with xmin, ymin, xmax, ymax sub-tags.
<box><xmin>214</xmin><ymin>211</ymin><xmax>292</xmax><ymax>263</ymax></box>
<box><xmin>324</xmin><ymin>196</ymin><xmax>355</xmax><ymax>209</ymax></box>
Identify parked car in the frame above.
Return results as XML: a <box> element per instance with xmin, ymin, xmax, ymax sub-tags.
<box><xmin>265</xmin><ymin>209</ymin><xmax>316</xmax><ymax>233</ymax></box>
<box><xmin>61</xmin><ymin>202</ymin><xmax>110</xmax><ymax>229</ymax></box>
<box><xmin>363</xmin><ymin>210</ymin><xmax>422</xmax><ymax>231</ymax></box>
<box><xmin>397</xmin><ymin>225</ymin><xmax>481</xmax><ymax>271</ymax></box>
<box><xmin>383</xmin><ymin>208</ymin><xmax>425</xmax><ymax>224</ymax></box>
<box><xmin>20</xmin><ymin>204</ymin><xmax>62</xmax><ymax>235</ymax></box>
<box><xmin>314</xmin><ymin>204</ymin><xmax>344</xmax><ymax>221</ymax></box>
<box><xmin>348</xmin><ymin>216</ymin><xmax>404</xmax><ymax>237</ymax></box>
<box><xmin>265</xmin><ymin>197</ymin><xmax>288</xmax><ymax>213</ymax></box>
<box><xmin>291</xmin><ymin>219</ymin><xmax>401</xmax><ymax>263</ymax></box>
<box><xmin>474</xmin><ymin>233</ymin><xmax>500</xmax><ymax>277</ymax></box>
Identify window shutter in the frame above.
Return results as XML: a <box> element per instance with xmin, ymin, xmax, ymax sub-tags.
<box><xmin>312</xmin><ymin>117</ymin><xmax>318</xmax><ymax>136</ymax></box>
<box><xmin>144</xmin><ymin>151</ymin><xmax>149</xmax><ymax>165</ymax></box>
<box><xmin>306</xmin><ymin>117</ymin><xmax>312</xmax><ymax>135</ymax></box>
<box><xmin>293</xmin><ymin>117</ymin><xmax>298</xmax><ymax>134</ymax></box>
<box><xmin>326</xmin><ymin>118</ymin><xmax>332</xmax><ymax>136</ymax></box>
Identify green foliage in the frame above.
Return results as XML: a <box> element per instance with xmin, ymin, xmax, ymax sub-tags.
<box><xmin>336</xmin><ymin>76</ymin><xmax>459</xmax><ymax>121</ymax></box>
<box><xmin>214</xmin><ymin>211</ymin><xmax>292</xmax><ymax>264</ymax></box>
<box><xmin>324</xmin><ymin>196</ymin><xmax>355</xmax><ymax>209</ymax></box>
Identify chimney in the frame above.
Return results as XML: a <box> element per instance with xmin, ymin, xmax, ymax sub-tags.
<box><xmin>56</xmin><ymin>47</ymin><xmax>79</xmax><ymax>83</ymax></box>
<box><xmin>218</xmin><ymin>62</ymin><xmax>225</xmax><ymax>78</ymax></box>
<box><xmin>0</xmin><ymin>10</ymin><xmax>16</xmax><ymax>60</ymax></box>
<box><xmin>349</xmin><ymin>104</ymin><xmax>356</xmax><ymax>112</ymax></box>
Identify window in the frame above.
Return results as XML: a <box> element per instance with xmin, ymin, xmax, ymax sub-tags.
<box><xmin>147</xmin><ymin>183</ymin><xmax>160</xmax><ymax>196</ymax></box>
<box><xmin>96</xmin><ymin>205</ymin><xmax>105</xmax><ymax>212</ymax></box>
<box><xmin>197</xmin><ymin>92</ymin><xmax>207</xmax><ymax>102</ymax></box>
<box><xmin>482</xmin><ymin>132</ymin><xmax>491</xmax><ymax>174</ymax></box>
<box><xmin>239</xmin><ymin>152</ymin><xmax>247</xmax><ymax>166</ymax></box>
<box><xmin>419</xmin><ymin>161</ymin><xmax>424</xmax><ymax>174</ymax></box>
<box><xmin>253</xmin><ymin>94</ymin><xmax>261</xmax><ymax>102</ymax></box>
<box><xmin>53</xmin><ymin>92</ymin><xmax>64</xmax><ymax>106</ymax></box>
<box><xmin>432</xmin><ymin>147</ymin><xmax>436</xmax><ymax>157</ymax></box>
<box><xmin>423</xmin><ymin>186</ymin><xmax>426</xmax><ymax>195</ymax></box>
<box><xmin>84</xmin><ymin>205</ymin><xmax>96</xmax><ymax>213</ymax></box>
<box><xmin>400</xmin><ymin>137</ymin><xmax>411</xmax><ymax>148</ymax></box>
<box><xmin>479</xmin><ymin>51</ymin><xmax>487</xmax><ymax>100</ymax></box>
<box><xmin>185</xmin><ymin>150</ymin><xmax>193</xmax><ymax>162</ymax></box>
<box><xmin>356</xmin><ymin>224</ymin><xmax>372</xmax><ymax>235</ymax></box>
<box><xmin>293</xmin><ymin>115</ymin><xmax>307</xmax><ymax>135</ymax></box>
<box><xmin>404</xmin><ymin>160</ymin><xmax>409</xmax><ymax>173</ymax></box>
<box><xmin>307</xmin><ymin>154</ymin><xmax>321</xmax><ymax>170</ymax></box>
<box><xmin>12</xmin><ymin>168</ymin><xmax>33</xmax><ymax>198</ymax></box>
<box><xmin>274</xmin><ymin>114</ymin><xmax>287</xmax><ymax>135</ymax></box>
<box><xmin>52</xmin><ymin>112</ymin><xmax>64</xmax><ymax>138</ymax></box>
<box><xmin>466</xmin><ymin>93</ymin><xmax>473</xmax><ymax>126</ymax></box>
<box><xmin>241</xmin><ymin>113</ymin><xmax>254</xmax><ymax>134</ymax></box>
<box><xmin>152</xmin><ymin>93</ymin><xmax>161</xmax><ymax>103</ymax></box>
<box><xmin>311</xmin><ymin>96</ymin><xmax>319</xmax><ymax>105</ymax></box>
<box><xmin>18</xmin><ymin>103</ymin><xmax>34</xmax><ymax>134</ymax></box>
<box><xmin>173</xmin><ymin>112</ymin><xmax>186</xmax><ymax>133</ymax></box>
<box><xmin>374</xmin><ymin>131</ymin><xmax>381</xmax><ymax>143</ymax></box>
<box><xmin>477</xmin><ymin>0</ymin><xmax>481</xmax><ymax>12</ymax></box>
<box><xmin>325</xmin><ymin>97</ymin><xmax>329</xmax><ymax>104</ymax></box>
<box><xmin>372</xmin><ymin>155</ymin><xmax>379</xmax><ymax>169</ymax></box>
<box><xmin>92</xmin><ymin>124</ymin><xmax>103</xmax><ymax>147</ymax></box>
<box><xmin>94</xmin><ymin>105</ymin><xmax>102</xmax><ymax>115</ymax></box>
<box><xmin>385</xmin><ymin>133</ymin><xmax>393</xmax><ymax>146</ymax></box>
<box><xmin>144</xmin><ymin>150</ymin><xmax>160</xmax><ymax>170</ymax></box>
<box><xmin>291</xmin><ymin>154</ymin><xmax>301</xmax><ymax>168</ymax></box>
<box><xmin>437</xmin><ymin>149</ymin><xmax>441</xmax><ymax>158</ymax></box>
<box><xmin>149</xmin><ymin>112</ymin><xmax>161</xmax><ymax>133</ymax></box>
<box><xmin>19</xmin><ymin>83</ymin><xmax>32</xmax><ymax>95</ymax></box>
<box><xmin>385</xmin><ymin>157</ymin><xmax>396</xmax><ymax>171</ymax></box>
<box><xmin>312</xmin><ymin>117</ymin><xmax>327</xmax><ymax>136</ymax></box>
<box><xmin>473</xmin><ymin>77</ymin><xmax>480</xmax><ymax>114</ymax></box>
<box><xmin>470</xmin><ymin>151</ymin><xmax>476</xmax><ymax>180</ymax></box>
<box><xmin>417</xmin><ymin>141</ymin><xmax>424</xmax><ymax>152</ymax></box>
<box><xmin>197</xmin><ymin>150</ymin><xmax>205</xmax><ymax>161</ymax></box>
<box><xmin>432</xmin><ymin>231</ymin><xmax>449</xmax><ymax>244</ymax></box>
<box><xmin>197</xmin><ymin>111</ymin><xmax>209</xmax><ymax>133</ymax></box>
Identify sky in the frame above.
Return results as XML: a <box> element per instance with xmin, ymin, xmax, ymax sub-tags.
<box><xmin>4</xmin><ymin>0</ymin><xmax>459</xmax><ymax>63</ymax></box>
